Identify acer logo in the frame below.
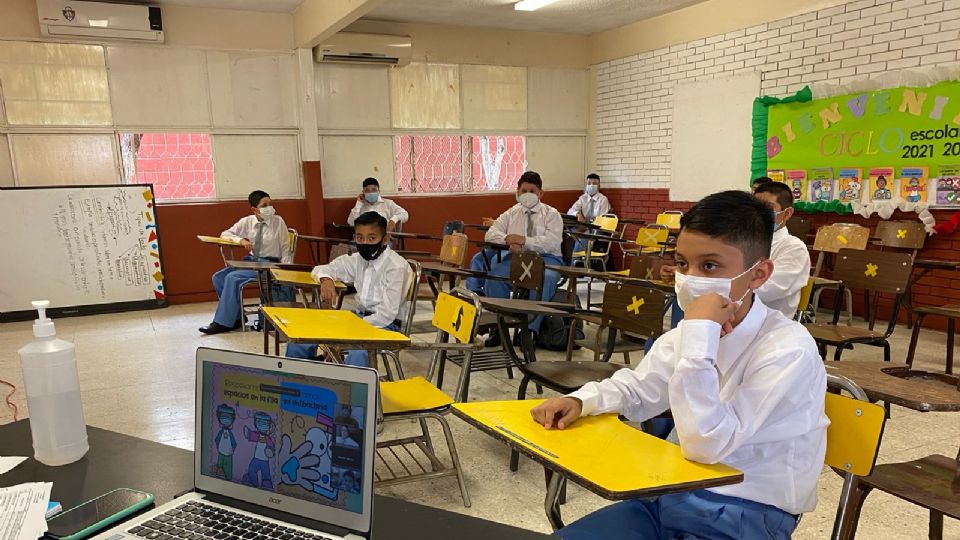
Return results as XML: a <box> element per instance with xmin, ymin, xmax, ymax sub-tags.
<box><xmin>269</xmin><ymin>497</ymin><xmax>282</xmax><ymax>505</ymax></box>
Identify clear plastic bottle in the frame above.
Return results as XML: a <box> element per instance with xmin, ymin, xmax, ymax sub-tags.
<box><xmin>18</xmin><ymin>300</ymin><xmax>88</xmax><ymax>466</ymax></box>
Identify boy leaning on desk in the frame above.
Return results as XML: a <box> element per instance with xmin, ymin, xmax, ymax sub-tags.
<box><xmin>285</xmin><ymin>211</ymin><xmax>411</xmax><ymax>367</ymax></box>
<box><xmin>533</xmin><ymin>191</ymin><xmax>829</xmax><ymax>540</ymax></box>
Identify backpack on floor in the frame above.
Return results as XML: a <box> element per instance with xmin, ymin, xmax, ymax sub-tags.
<box><xmin>536</xmin><ymin>290</ymin><xmax>584</xmax><ymax>351</ymax></box>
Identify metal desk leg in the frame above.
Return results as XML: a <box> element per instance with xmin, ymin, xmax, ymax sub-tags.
<box><xmin>544</xmin><ymin>470</ymin><xmax>565</xmax><ymax>531</ymax></box>
<box><xmin>274</xmin><ymin>328</ymin><xmax>280</xmax><ymax>356</ymax></box>
<box><xmin>263</xmin><ymin>318</ymin><xmax>269</xmax><ymax>355</ymax></box>
<box><xmin>584</xmin><ymin>238</ymin><xmax>594</xmax><ymax>307</ymax></box>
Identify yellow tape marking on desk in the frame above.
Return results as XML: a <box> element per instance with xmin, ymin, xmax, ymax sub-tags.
<box><xmin>836</xmin><ymin>234</ymin><xmax>848</xmax><ymax>245</ymax></box>
<box><xmin>644</xmin><ymin>268</ymin><xmax>654</xmax><ymax>280</ymax></box>
<box><xmin>865</xmin><ymin>263</ymin><xmax>878</xmax><ymax>277</ymax></box>
<box><xmin>627</xmin><ymin>296</ymin><xmax>645</xmax><ymax>315</ymax></box>
<box><xmin>897</xmin><ymin>229</ymin><xmax>907</xmax><ymax>239</ymax></box>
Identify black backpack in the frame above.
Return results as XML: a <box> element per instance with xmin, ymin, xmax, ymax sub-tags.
<box><xmin>536</xmin><ymin>290</ymin><xmax>584</xmax><ymax>351</ymax></box>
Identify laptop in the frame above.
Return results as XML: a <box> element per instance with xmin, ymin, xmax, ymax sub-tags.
<box><xmin>100</xmin><ymin>347</ymin><xmax>378</xmax><ymax>540</ymax></box>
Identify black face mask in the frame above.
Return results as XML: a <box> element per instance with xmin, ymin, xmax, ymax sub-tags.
<box><xmin>357</xmin><ymin>241</ymin><xmax>385</xmax><ymax>261</ymax></box>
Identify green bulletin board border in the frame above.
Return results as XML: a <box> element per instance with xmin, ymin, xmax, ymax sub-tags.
<box><xmin>751</xmin><ymin>85</ymin><xmax>854</xmax><ymax>214</ymax></box>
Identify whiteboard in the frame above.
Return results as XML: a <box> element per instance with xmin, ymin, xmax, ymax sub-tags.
<box><xmin>0</xmin><ymin>185</ymin><xmax>166</xmax><ymax>319</ymax></box>
<box><xmin>670</xmin><ymin>73</ymin><xmax>760</xmax><ymax>202</ymax></box>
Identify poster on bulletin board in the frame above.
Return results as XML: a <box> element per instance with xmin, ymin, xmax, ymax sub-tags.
<box><xmin>765</xmin><ymin>80</ymin><xmax>960</xmax><ymax>206</ymax></box>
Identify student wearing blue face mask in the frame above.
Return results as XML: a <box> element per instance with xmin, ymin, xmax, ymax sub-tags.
<box><xmin>753</xmin><ymin>181</ymin><xmax>812</xmax><ymax>318</ymax></box>
<box><xmin>347</xmin><ymin>177</ymin><xmax>409</xmax><ymax>235</ymax></box>
<box><xmin>533</xmin><ymin>191</ymin><xmax>827</xmax><ymax>540</ymax></box>
<box><xmin>567</xmin><ymin>173</ymin><xmax>611</xmax><ymax>223</ymax></box>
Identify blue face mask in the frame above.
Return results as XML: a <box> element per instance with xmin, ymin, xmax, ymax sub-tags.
<box><xmin>585</xmin><ymin>184</ymin><xmax>598</xmax><ymax>195</ymax></box>
<box><xmin>364</xmin><ymin>192</ymin><xmax>380</xmax><ymax>204</ymax></box>
<box><xmin>772</xmin><ymin>210</ymin><xmax>785</xmax><ymax>232</ymax></box>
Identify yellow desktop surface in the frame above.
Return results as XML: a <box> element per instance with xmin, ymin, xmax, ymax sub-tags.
<box><xmin>270</xmin><ymin>269</ymin><xmax>346</xmax><ymax>289</ymax></box>
<box><xmin>453</xmin><ymin>400</ymin><xmax>742</xmax><ymax>498</ymax></box>
<box><xmin>197</xmin><ymin>235</ymin><xmax>242</xmax><ymax>246</ymax></box>
<box><xmin>261</xmin><ymin>307</ymin><xmax>410</xmax><ymax>344</ymax></box>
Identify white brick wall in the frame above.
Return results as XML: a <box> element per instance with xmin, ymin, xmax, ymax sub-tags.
<box><xmin>593</xmin><ymin>0</ymin><xmax>960</xmax><ymax>188</ymax></box>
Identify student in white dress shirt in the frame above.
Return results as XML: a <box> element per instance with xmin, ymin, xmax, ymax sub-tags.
<box><xmin>567</xmin><ymin>173</ymin><xmax>611</xmax><ymax>222</ymax></box>
<box><xmin>753</xmin><ymin>181</ymin><xmax>813</xmax><ymax>318</ymax></box>
<box><xmin>200</xmin><ymin>190</ymin><xmax>293</xmax><ymax>335</ymax></box>
<box><xmin>346</xmin><ymin>177</ymin><xmax>409</xmax><ymax>234</ymax></box>
<box><xmin>285</xmin><ymin>211</ymin><xmax>411</xmax><ymax>367</ymax></box>
<box><xmin>532</xmin><ymin>191</ymin><xmax>828</xmax><ymax>540</ymax></box>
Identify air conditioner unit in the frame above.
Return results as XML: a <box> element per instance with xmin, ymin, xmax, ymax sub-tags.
<box><xmin>37</xmin><ymin>0</ymin><xmax>164</xmax><ymax>42</ymax></box>
<box><xmin>313</xmin><ymin>33</ymin><xmax>412</xmax><ymax>66</ymax></box>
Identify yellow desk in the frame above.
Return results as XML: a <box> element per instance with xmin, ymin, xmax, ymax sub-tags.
<box><xmin>269</xmin><ymin>269</ymin><xmax>347</xmax><ymax>309</ymax></box>
<box><xmin>198</xmin><ymin>234</ymin><xmax>244</xmax><ymax>263</ymax></box>
<box><xmin>260</xmin><ymin>307</ymin><xmax>410</xmax><ymax>360</ymax></box>
<box><xmin>453</xmin><ymin>399</ymin><xmax>743</xmax><ymax>530</ymax></box>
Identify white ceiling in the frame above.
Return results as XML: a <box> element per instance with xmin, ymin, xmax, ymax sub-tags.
<box><xmin>363</xmin><ymin>0</ymin><xmax>709</xmax><ymax>35</ymax></box>
<box><xmin>133</xmin><ymin>0</ymin><xmax>304</xmax><ymax>13</ymax></box>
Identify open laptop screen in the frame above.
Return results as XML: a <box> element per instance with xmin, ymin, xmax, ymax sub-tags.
<box><xmin>199</xmin><ymin>360</ymin><xmax>369</xmax><ymax>515</ymax></box>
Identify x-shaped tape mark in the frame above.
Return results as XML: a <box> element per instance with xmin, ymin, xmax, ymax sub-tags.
<box><xmin>519</xmin><ymin>260</ymin><xmax>534</xmax><ymax>281</ymax></box>
<box><xmin>865</xmin><ymin>263</ymin><xmax>878</xmax><ymax>277</ymax></box>
<box><xmin>896</xmin><ymin>229</ymin><xmax>907</xmax><ymax>239</ymax></box>
<box><xmin>640</xmin><ymin>229</ymin><xmax>660</xmax><ymax>244</ymax></box>
<box><xmin>627</xmin><ymin>296</ymin><xmax>645</xmax><ymax>315</ymax></box>
<box><xmin>644</xmin><ymin>267</ymin><xmax>655</xmax><ymax>279</ymax></box>
<box><xmin>836</xmin><ymin>234</ymin><xmax>849</xmax><ymax>245</ymax></box>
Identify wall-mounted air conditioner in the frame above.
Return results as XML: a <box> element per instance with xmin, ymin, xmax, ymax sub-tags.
<box><xmin>37</xmin><ymin>0</ymin><xmax>164</xmax><ymax>42</ymax></box>
<box><xmin>313</xmin><ymin>33</ymin><xmax>412</xmax><ymax>66</ymax></box>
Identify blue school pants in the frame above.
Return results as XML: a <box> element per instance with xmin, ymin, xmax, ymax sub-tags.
<box><xmin>556</xmin><ymin>489</ymin><xmax>797</xmax><ymax>540</ymax></box>
<box><xmin>285</xmin><ymin>310</ymin><xmax>400</xmax><ymax>367</ymax></box>
<box><xmin>212</xmin><ymin>257</ymin><xmax>293</xmax><ymax>327</ymax></box>
<box><xmin>466</xmin><ymin>248</ymin><xmax>503</xmax><ymax>293</ymax></box>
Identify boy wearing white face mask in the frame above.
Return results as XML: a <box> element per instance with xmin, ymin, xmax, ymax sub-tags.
<box><xmin>532</xmin><ymin>191</ymin><xmax>827</xmax><ymax>540</ymax></box>
<box><xmin>347</xmin><ymin>177</ymin><xmax>409</xmax><ymax>235</ymax></box>
<box><xmin>200</xmin><ymin>190</ymin><xmax>293</xmax><ymax>335</ymax></box>
<box><xmin>753</xmin><ymin>181</ymin><xmax>812</xmax><ymax>318</ymax></box>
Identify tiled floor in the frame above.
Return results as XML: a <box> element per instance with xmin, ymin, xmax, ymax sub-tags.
<box><xmin>1</xmin><ymin>295</ymin><xmax>958</xmax><ymax>539</ymax></box>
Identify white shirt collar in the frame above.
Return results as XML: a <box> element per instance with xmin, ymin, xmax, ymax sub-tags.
<box><xmin>773</xmin><ymin>225</ymin><xmax>790</xmax><ymax>242</ymax></box>
<box><xmin>715</xmin><ymin>295</ymin><xmax>768</xmax><ymax>375</ymax></box>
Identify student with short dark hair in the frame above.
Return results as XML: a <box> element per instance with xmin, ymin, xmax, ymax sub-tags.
<box><xmin>347</xmin><ymin>177</ymin><xmax>409</xmax><ymax>233</ymax></box>
<box><xmin>567</xmin><ymin>173</ymin><xmax>611</xmax><ymax>223</ymax></box>
<box><xmin>751</xmin><ymin>176</ymin><xmax>773</xmax><ymax>190</ymax></box>
<box><xmin>285</xmin><ymin>211</ymin><xmax>411</xmax><ymax>367</ymax></box>
<box><xmin>200</xmin><ymin>190</ymin><xmax>292</xmax><ymax>335</ymax></box>
<box><xmin>534</xmin><ymin>190</ymin><xmax>827</xmax><ymax>540</ymax></box>
<box><xmin>753</xmin><ymin>181</ymin><xmax>812</xmax><ymax>318</ymax></box>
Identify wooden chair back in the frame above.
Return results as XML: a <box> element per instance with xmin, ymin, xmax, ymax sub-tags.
<box><xmin>629</xmin><ymin>255</ymin><xmax>670</xmax><ymax>281</ymax></box>
<box><xmin>655</xmin><ymin>211</ymin><xmax>683</xmax><ymax>229</ymax></box>
<box><xmin>439</xmin><ymin>233</ymin><xmax>469</xmax><ymax>267</ymax></box>
<box><xmin>875</xmin><ymin>220</ymin><xmax>926</xmax><ymax>251</ymax></box>
<box><xmin>510</xmin><ymin>251</ymin><xmax>545</xmax><ymax>299</ymax></box>
<box><xmin>786</xmin><ymin>216</ymin><xmax>811</xmax><ymax>241</ymax></box>
<box><xmin>813</xmin><ymin>223</ymin><xmax>870</xmax><ymax>254</ymax></box>
<box><xmin>600</xmin><ymin>281</ymin><xmax>667</xmax><ymax>339</ymax></box>
<box><xmin>329</xmin><ymin>243</ymin><xmax>352</xmax><ymax>261</ymax></box>
<box><xmin>833</xmin><ymin>249</ymin><xmax>913</xmax><ymax>295</ymax></box>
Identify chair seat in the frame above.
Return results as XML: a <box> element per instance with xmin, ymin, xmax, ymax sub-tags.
<box><xmin>914</xmin><ymin>305</ymin><xmax>960</xmax><ymax>319</ymax></box>
<box><xmin>804</xmin><ymin>323</ymin><xmax>886</xmax><ymax>344</ymax></box>
<box><xmin>572</xmin><ymin>250</ymin><xmax>608</xmax><ymax>258</ymax></box>
<box><xmin>381</xmin><ymin>377</ymin><xmax>453</xmax><ymax>415</ymax></box>
<box><xmin>524</xmin><ymin>361</ymin><xmax>622</xmax><ymax>394</ymax></box>
<box><xmin>859</xmin><ymin>454</ymin><xmax>960</xmax><ymax>519</ymax></box>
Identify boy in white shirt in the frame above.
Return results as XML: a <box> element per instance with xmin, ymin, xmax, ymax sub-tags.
<box><xmin>346</xmin><ymin>177</ymin><xmax>409</xmax><ymax>234</ymax></box>
<box><xmin>200</xmin><ymin>190</ymin><xmax>292</xmax><ymax>335</ymax></box>
<box><xmin>533</xmin><ymin>190</ymin><xmax>828</xmax><ymax>540</ymax></box>
<box><xmin>285</xmin><ymin>211</ymin><xmax>411</xmax><ymax>367</ymax></box>
<box><xmin>467</xmin><ymin>172</ymin><xmax>564</xmax><ymax>333</ymax></box>
<box><xmin>753</xmin><ymin>181</ymin><xmax>813</xmax><ymax>318</ymax></box>
<box><xmin>567</xmin><ymin>173</ymin><xmax>611</xmax><ymax>223</ymax></box>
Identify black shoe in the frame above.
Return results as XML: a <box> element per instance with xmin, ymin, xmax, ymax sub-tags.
<box><xmin>200</xmin><ymin>322</ymin><xmax>235</xmax><ymax>335</ymax></box>
<box><xmin>484</xmin><ymin>332</ymin><xmax>502</xmax><ymax>348</ymax></box>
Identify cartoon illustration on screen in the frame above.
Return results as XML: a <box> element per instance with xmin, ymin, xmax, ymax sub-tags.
<box><xmin>242</xmin><ymin>411</ymin><xmax>277</xmax><ymax>489</ymax></box>
<box><xmin>276</xmin><ymin>414</ymin><xmax>339</xmax><ymax>501</ymax></box>
<box><xmin>304</xmin><ymin>415</ymin><xmax>339</xmax><ymax>500</ymax></box>
<box><xmin>212</xmin><ymin>404</ymin><xmax>237</xmax><ymax>480</ymax></box>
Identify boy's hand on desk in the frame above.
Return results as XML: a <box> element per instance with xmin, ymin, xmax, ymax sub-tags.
<box><xmin>508</xmin><ymin>243</ymin><xmax>522</xmax><ymax>254</ymax></box>
<box><xmin>504</xmin><ymin>234</ymin><xmax>525</xmax><ymax>245</ymax></box>
<box><xmin>531</xmin><ymin>397</ymin><xmax>583</xmax><ymax>430</ymax></box>
<box><xmin>240</xmin><ymin>239</ymin><xmax>253</xmax><ymax>251</ymax></box>
<box><xmin>319</xmin><ymin>279</ymin><xmax>338</xmax><ymax>307</ymax></box>
<box><xmin>684</xmin><ymin>293</ymin><xmax>737</xmax><ymax>335</ymax></box>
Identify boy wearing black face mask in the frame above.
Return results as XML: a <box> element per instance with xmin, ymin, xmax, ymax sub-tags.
<box><xmin>285</xmin><ymin>212</ymin><xmax>411</xmax><ymax>366</ymax></box>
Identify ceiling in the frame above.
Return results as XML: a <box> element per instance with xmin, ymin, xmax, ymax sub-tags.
<box><xmin>363</xmin><ymin>0</ymin><xmax>709</xmax><ymax>35</ymax></box>
<box><xmin>130</xmin><ymin>0</ymin><xmax>304</xmax><ymax>13</ymax></box>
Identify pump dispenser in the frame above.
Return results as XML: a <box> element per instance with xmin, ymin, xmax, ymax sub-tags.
<box><xmin>18</xmin><ymin>300</ymin><xmax>88</xmax><ymax>465</ymax></box>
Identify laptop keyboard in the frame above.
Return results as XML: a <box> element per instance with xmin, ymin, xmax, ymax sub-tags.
<box><xmin>126</xmin><ymin>501</ymin><xmax>337</xmax><ymax>540</ymax></box>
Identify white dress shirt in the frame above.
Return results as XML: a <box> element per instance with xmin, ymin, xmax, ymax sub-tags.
<box><xmin>757</xmin><ymin>226</ymin><xmax>812</xmax><ymax>318</ymax></box>
<box><xmin>567</xmin><ymin>192</ymin><xmax>612</xmax><ymax>221</ymax></box>
<box><xmin>569</xmin><ymin>298</ymin><xmax>828</xmax><ymax>515</ymax></box>
<box><xmin>485</xmin><ymin>202</ymin><xmax>563</xmax><ymax>258</ymax></box>
<box><xmin>347</xmin><ymin>198</ymin><xmax>409</xmax><ymax>226</ymax></box>
<box><xmin>221</xmin><ymin>214</ymin><xmax>292</xmax><ymax>263</ymax></box>
<box><xmin>310</xmin><ymin>247</ymin><xmax>410</xmax><ymax>328</ymax></box>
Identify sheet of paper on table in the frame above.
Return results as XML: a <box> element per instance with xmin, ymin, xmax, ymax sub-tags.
<box><xmin>0</xmin><ymin>482</ymin><xmax>52</xmax><ymax>540</ymax></box>
<box><xmin>0</xmin><ymin>457</ymin><xmax>27</xmax><ymax>476</ymax></box>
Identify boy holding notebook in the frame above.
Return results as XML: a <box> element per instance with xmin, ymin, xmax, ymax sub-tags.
<box><xmin>533</xmin><ymin>191</ymin><xmax>828</xmax><ymax>539</ymax></box>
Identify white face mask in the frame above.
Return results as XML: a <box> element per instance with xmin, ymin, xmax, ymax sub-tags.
<box><xmin>258</xmin><ymin>205</ymin><xmax>276</xmax><ymax>218</ymax></box>
<box><xmin>517</xmin><ymin>192</ymin><xmax>540</xmax><ymax>209</ymax></box>
<box><xmin>585</xmin><ymin>184</ymin><xmax>598</xmax><ymax>195</ymax></box>
<box><xmin>673</xmin><ymin>260</ymin><xmax>761</xmax><ymax>312</ymax></box>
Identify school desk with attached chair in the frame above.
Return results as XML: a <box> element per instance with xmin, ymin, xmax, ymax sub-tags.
<box><xmin>268</xmin><ymin>268</ymin><xmax>347</xmax><ymax>310</ymax></box>
<box><xmin>197</xmin><ymin>234</ymin><xmax>243</xmax><ymax>264</ymax></box>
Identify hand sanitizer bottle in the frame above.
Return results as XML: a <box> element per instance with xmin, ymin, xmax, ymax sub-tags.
<box><xmin>18</xmin><ymin>301</ymin><xmax>88</xmax><ymax>466</ymax></box>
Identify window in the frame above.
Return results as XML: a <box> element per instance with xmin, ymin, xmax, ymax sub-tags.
<box><xmin>394</xmin><ymin>134</ymin><xmax>526</xmax><ymax>193</ymax></box>
<box><xmin>119</xmin><ymin>133</ymin><xmax>216</xmax><ymax>200</ymax></box>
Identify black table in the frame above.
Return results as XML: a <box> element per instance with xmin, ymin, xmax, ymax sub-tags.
<box><xmin>0</xmin><ymin>421</ymin><xmax>551</xmax><ymax>540</ymax></box>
